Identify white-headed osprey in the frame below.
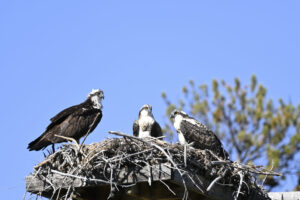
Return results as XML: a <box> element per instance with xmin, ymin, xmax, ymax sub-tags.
<box><xmin>170</xmin><ymin>110</ymin><xmax>229</xmax><ymax>160</ymax></box>
<box><xmin>28</xmin><ymin>89</ymin><xmax>104</xmax><ymax>151</ymax></box>
<box><xmin>133</xmin><ymin>104</ymin><xmax>163</xmax><ymax>139</ymax></box>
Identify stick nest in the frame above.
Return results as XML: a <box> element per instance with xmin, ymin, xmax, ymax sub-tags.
<box><xmin>28</xmin><ymin>132</ymin><xmax>279</xmax><ymax>200</ymax></box>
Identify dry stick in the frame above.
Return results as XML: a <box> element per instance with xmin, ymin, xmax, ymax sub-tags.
<box><xmin>186</xmin><ymin>174</ymin><xmax>204</xmax><ymax>193</ymax></box>
<box><xmin>107</xmin><ymin>163</ymin><xmax>114</xmax><ymax>200</ymax></box>
<box><xmin>145</xmin><ymin>135</ymin><xmax>166</xmax><ymax>142</ymax></box>
<box><xmin>64</xmin><ymin>186</ymin><xmax>71</xmax><ymax>200</ymax></box>
<box><xmin>206</xmin><ymin>169</ymin><xmax>228</xmax><ymax>192</ymax></box>
<box><xmin>234</xmin><ymin>162</ymin><xmax>281</xmax><ymax>176</ymax></box>
<box><xmin>109</xmin><ymin>131</ymin><xmax>189</xmax><ymax>200</ymax></box>
<box><xmin>55</xmin><ymin>135</ymin><xmax>80</xmax><ymax>150</ymax></box>
<box><xmin>211</xmin><ymin>161</ymin><xmax>231</xmax><ymax>165</ymax></box>
<box><xmin>159</xmin><ymin>180</ymin><xmax>176</xmax><ymax>195</ymax></box>
<box><xmin>212</xmin><ymin>160</ymin><xmax>281</xmax><ymax>176</ymax></box>
<box><xmin>59</xmin><ymin>148</ymin><xmax>84</xmax><ymax>199</ymax></box>
<box><xmin>79</xmin><ymin>112</ymin><xmax>100</xmax><ymax>151</ymax></box>
<box><xmin>23</xmin><ymin>167</ymin><xmax>42</xmax><ymax>200</ymax></box>
<box><xmin>147</xmin><ymin>162</ymin><xmax>152</xmax><ymax>186</ymax></box>
<box><xmin>184</xmin><ymin>144</ymin><xmax>187</xmax><ymax>167</ymax></box>
<box><xmin>109</xmin><ymin>149</ymin><xmax>152</xmax><ymax>162</ymax></box>
<box><xmin>45</xmin><ymin>177</ymin><xmax>57</xmax><ymax>200</ymax></box>
<box><xmin>234</xmin><ymin>171</ymin><xmax>244</xmax><ymax>200</ymax></box>
<box><xmin>51</xmin><ymin>169</ymin><xmax>111</xmax><ymax>184</ymax></box>
<box><xmin>55</xmin><ymin>187</ymin><xmax>62</xmax><ymax>200</ymax></box>
<box><xmin>34</xmin><ymin>154</ymin><xmax>56</xmax><ymax>169</ymax></box>
<box><xmin>261</xmin><ymin>161</ymin><xmax>274</xmax><ymax>188</ymax></box>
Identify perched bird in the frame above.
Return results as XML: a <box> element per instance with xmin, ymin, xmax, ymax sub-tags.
<box><xmin>28</xmin><ymin>89</ymin><xmax>104</xmax><ymax>151</ymax></box>
<box><xmin>170</xmin><ymin>110</ymin><xmax>229</xmax><ymax>160</ymax></box>
<box><xmin>133</xmin><ymin>104</ymin><xmax>163</xmax><ymax>139</ymax></box>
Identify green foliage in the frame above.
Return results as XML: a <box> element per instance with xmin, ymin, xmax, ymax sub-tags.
<box><xmin>162</xmin><ymin>75</ymin><xmax>300</xmax><ymax>191</ymax></box>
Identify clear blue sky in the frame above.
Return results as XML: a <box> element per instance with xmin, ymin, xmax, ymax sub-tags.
<box><xmin>1</xmin><ymin>1</ymin><xmax>300</xmax><ymax>199</ymax></box>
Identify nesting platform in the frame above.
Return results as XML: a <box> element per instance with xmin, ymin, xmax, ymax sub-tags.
<box><xmin>25</xmin><ymin>133</ymin><xmax>277</xmax><ymax>200</ymax></box>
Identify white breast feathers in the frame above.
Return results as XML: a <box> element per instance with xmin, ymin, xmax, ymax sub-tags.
<box><xmin>138</xmin><ymin>112</ymin><xmax>155</xmax><ymax>138</ymax></box>
<box><xmin>173</xmin><ymin>114</ymin><xmax>184</xmax><ymax>130</ymax></box>
<box><xmin>178</xmin><ymin>132</ymin><xmax>187</xmax><ymax>145</ymax></box>
<box><xmin>91</xmin><ymin>95</ymin><xmax>102</xmax><ymax>109</ymax></box>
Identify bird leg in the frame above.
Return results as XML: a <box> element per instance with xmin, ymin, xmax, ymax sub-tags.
<box><xmin>52</xmin><ymin>144</ymin><xmax>55</xmax><ymax>154</ymax></box>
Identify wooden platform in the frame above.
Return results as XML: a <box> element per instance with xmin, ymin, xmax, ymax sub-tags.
<box><xmin>26</xmin><ymin>164</ymin><xmax>269</xmax><ymax>200</ymax></box>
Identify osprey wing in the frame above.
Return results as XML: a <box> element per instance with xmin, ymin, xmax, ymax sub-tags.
<box><xmin>61</xmin><ymin>108</ymin><xmax>102</xmax><ymax>140</ymax></box>
<box><xmin>28</xmin><ymin>106</ymin><xmax>102</xmax><ymax>151</ymax></box>
<box><xmin>47</xmin><ymin>104</ymin><xmax>81</xmax><ymax>131</ymax></box>
<box><xmin>133</xmin><ymin>120</ymin><xmax>139</xmax><ymax>137</ymax></box>
<box><xmin>151</xmin><ymin>121</ymin><xmax>163</xmax><ymax>138</ymax></box>
<box><xmin>180</xmin><ymin>120</ymin><xmax>229</xmax><ymax>160</ymax></box>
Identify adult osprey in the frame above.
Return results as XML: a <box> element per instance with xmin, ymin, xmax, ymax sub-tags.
<box><xmin>133</xmin><ymin>104</ymin><xmax>163</xmax><ymax>139</ymax></box>
<box><xmin>170</xmin><ymin>110</ymin><xmax>229</xmax><ymax>160</ymax></box>
<box><xmin>28</xmin><ymin>89</ymin><xmax>104</xmax><ymax>151</ymax></box>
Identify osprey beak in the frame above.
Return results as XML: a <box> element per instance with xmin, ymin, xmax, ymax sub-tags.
<box><xmin>170</xmin><ymin>112</ymin><xmax>175</xmax><ymax>119</ymax></box>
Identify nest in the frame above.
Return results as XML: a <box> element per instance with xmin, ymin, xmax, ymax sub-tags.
<box><xmin>26</xmin><ymin>131</ymin><xmax>279</xmax><ymax>200</ymax></box>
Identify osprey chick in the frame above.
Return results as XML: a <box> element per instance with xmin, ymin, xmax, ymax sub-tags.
<box><xmin>170</xmin><ymin>110</ymin><xmax>229</xmax><ymax>160</ymax></box>
<box><xmin>133</xmin><ymin>104</ymin><xmax>163</xmax><ymax>139</ymax></box>
<box><xmin>28</xmin><ymin>89</ymin><xmax>104</xmax><ymax>151</ymax></box>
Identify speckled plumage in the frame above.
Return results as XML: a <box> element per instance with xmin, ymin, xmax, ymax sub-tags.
<box><xmin>171</xmin><ymin>110</ymin><xmax>229</xmax><ymax>160</ymax></box>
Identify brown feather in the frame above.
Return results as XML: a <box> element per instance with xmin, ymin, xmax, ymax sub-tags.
<box><xmin>28</xmin><ymin>99</ymin><xmax>102</xmax><ymax>151</ymax></box>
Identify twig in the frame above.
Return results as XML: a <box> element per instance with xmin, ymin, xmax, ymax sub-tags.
<box><xmin>64</xmin><ymin>186</ymin><xmax>71</xmax><ymax>200</ymax></box>
<box><xmin>109</xmin><ymin>149</ymin><xmax>152</xmax><ymax>162</ymax></box>
<box><xmin>79</xmin><ymin>112</ymin><xmax>100</xmax><ymax>151</ymax></box>
<box><xmin>184</xmin><ymin>143</ymin><xmax>187</xmax><ymax>167</ymax></box>
<box><xmin>234</xmin><ymin>171</ymin><xmax>244</xmax><ymax>200</ymax></box>
<box><xmin>206</xmin><ymin>169</ymin><xmax>228</xmax><ymax>192</ymax></box>
<box><xmin>186</xmin><ymin>174</ymin><xmax>204</xmax><ymax>193</ymax></box>
<box><xmin>34</xmin><ymin>154</ymin><xmax>56</xmax><ymax>169</ymax></box>
<box><xmin>211</xmin><ymin>161</ymin><xmax>232</xmax><ymax>165</ymax></box>
<box><xmin>54</xmin><ymin>135</ymin><xmax>80</xmax><ymax>150</ymax></box>
<box><xmin>107</xmin><ymin>163</ymin><xmax>114</xmax><ymax>199</ymax></box>
<box><xmin>261</xmin><ymin>161</ymin><xmax>274</xmax><ymax>188</ymax></box>
<box><xmin>51</xmin><ymin>169</ymin><xmax>111</xmax><ymax>184</ymax></box>
<box><xmin>159</xmin><ymin>180</ymin><xmax>176</xmax><ymax>195</ymax></box>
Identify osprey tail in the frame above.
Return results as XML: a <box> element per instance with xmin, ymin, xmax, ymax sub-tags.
<box><xmin>27</xmin><ymin>135</ymin><xmax>51</xmax><ymax>151</ymax></box>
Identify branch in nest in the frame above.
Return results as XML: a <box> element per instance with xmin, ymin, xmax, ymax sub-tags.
<box><xmin>206</xmin><ymin>169</ymin><xmax>228</xmax><ymax>192</ymax></box>
<box><xmin>234</xmin><ymin>171</ymin><xmax>244</xmax><ymax>200</ymax></box>
<box><xmin>55</xmin><ymin>135</ymin><xmax>80</xmax><ymax>150</ymax></box>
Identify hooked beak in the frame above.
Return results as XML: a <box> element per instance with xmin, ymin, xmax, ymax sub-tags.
<box><xmin>170</xmin><ymin>112</ymin><xmax>175</xmax><ymax>119</ymax></box>
<box><xmin>100</xmin><ymin>93</ymin><xmax>104</xmax><ymax>99</ymax></box>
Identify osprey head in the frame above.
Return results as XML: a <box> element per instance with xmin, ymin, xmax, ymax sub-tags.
<box><xmin>170</xmin><ymin>109</ymin><xmax>188</xmax><ymax>119</ymax></box>
<box><xmin>88</xmin><ymin>89</ymin><xmax>104</xmax><ymax>109</ymax></box>
<box><xmin>88</xmin><ymin>89</ymin><xmax>104</xmax><ymax>99</ymax></box>
<box><xmin>139</xmin><ymin>104</ymin><xmax>153</xmax><ymax>117</ymax></box>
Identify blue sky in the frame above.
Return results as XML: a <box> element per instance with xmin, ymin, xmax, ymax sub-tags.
<box><xmin>1</xmin><ymin>1</ymin><xmax>300</xmax><ymax>199</ymax></box>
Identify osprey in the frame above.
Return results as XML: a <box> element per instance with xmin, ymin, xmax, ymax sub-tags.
<box><xmin>133</xmin><ymin>104</ymin><xmax>163</xmax><ymax>139</ymax></box>
<box><xmin>28</xmin><ymin>89</ymin><xmax>104</xmax><ymax>151</ymax></box>
<box><xmin>170</xmin><ymin>110</ymin><xmax>229</xmax><ymax>160</ymax></box>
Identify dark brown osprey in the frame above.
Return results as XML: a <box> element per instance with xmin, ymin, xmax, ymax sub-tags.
<box><xmin>28</xmin><ymin>89</ymin><xmax>104</xmax><ymax>151</ymax></box>
<box><xmin>133</xmin><ymin>104</ymin><xmax>163</xmax><ymax>139</ymax></box>
<box><xmin>170</xmin><ymin>110</ymin><xmax>229</xmax><ymax>160</ymax></box>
